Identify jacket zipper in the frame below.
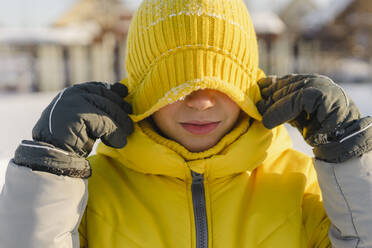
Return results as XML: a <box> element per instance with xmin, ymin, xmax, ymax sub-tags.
<box><xmin>191</xmin><ymin>171</ymin><xmax>208</xmax><ymax>248</ymax></box>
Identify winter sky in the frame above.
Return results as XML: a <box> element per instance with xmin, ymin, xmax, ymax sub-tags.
<box><xmin>0</xmin><ymin>0</ymin><xmax>333</xmax><ymax>28</ymax></box>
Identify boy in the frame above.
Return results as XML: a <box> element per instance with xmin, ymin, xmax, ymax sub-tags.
<box><xmin>1</xmin><ymin>0</ymin><xmax>372</xmax><ymax>247</ymax></box>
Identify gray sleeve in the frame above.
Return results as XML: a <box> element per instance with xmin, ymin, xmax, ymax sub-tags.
<box><xmin>0</xmin><ymin>160</ymin><xmax>88</xmax><ymax>248</ymax></box>
<box><xmin>314</xmin><ymin>150</ymin><xmax>372</xmax><ymax>248</ymax></box>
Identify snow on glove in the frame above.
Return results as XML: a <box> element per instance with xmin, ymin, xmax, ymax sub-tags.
<box><xmin>14</xmin><ymin>82</ymin><xmax>134</xmax><ymax>178</ymax></box>
<box><xmin>256</xmin><ymin>74</ymin><xmax>372</xmax><ymax>163</ymax></box>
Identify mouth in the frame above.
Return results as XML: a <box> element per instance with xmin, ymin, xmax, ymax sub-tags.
<box><xmin>179</xmin><ymin>121</ymin><xmax>221</xmax><ymax>135</ymax></box>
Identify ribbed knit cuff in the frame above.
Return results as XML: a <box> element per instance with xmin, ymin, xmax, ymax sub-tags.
<box><xmin>14</xmin><ymin>140</ymin><xmax>91</xmax><ymax>178</ymax></box>
<box><xmin>314</xmin><ymin>117</ymin><xmax>372</xmax><ymax>163</ymax></box>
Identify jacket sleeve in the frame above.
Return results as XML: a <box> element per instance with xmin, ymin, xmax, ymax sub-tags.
<box><xmin>0</xmin><ymin>160</ymin><xmax>88</xmax><ymax>248</ymax></box>
<box><xmin>301</xmin><ymin>161</ymin><xmax>332</xmax><ymax>248</ymax></box>
<box><xmin>314</xmin><ymin>150</ymin><xmax>372</xmax><ymax>248</ymax></box>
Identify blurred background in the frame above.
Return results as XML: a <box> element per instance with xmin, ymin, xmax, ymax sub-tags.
<box><xmin>1</xmin><ymin>0</ymin><xmax>372</xmax><ymax>188</ymax></box>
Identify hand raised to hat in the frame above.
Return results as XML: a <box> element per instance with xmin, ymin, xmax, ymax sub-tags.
<box><xmin>32</xmin><ymin>82</ymin><xmax>134</xmax><ymax>156</ymax></box>
<box><xmin>256</xmin><ymin>74</ymin><xmax>372</xmax><ymax>163</ymax></box>
<box><xmin>14</xmin><ymin>82</ymin><xmax>134</xmax><ymax>178</ymax></box>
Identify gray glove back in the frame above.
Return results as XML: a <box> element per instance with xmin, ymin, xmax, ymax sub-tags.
<box><xmin>14</xmin><ymin>82</ymin><xmax>134</xmax><ymax>178</ymax></box>
<box><xmin>33</xmin><ymin>82</ymin><xmax>133</xmax><ymax>157</ymax></box>
<box><xmin>256</xmin><ymin>74</ymin><xmax>372</xmax><ymax>163</ymax></box>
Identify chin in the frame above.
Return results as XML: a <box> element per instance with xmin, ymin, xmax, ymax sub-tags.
<box><xmin>185</xmin><ymin>141</ymin><xmax>217</xmax><ymax>152</ymax></box>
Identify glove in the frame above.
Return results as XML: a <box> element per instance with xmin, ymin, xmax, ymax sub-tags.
<box><xmin>14</xmin><ymin>82</ymin><xmax>134</xmax><ymax>178</ymax></box>
<box><xmin>257</xmin><ymin>74</ymin><xmax>372</xmax><ymax>163</ymax></box>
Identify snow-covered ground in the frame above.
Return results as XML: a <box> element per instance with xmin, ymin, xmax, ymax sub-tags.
<box><xmin>1</xmin><ymin>83</ymin><xmax>372</xmax><ymax>191</ymax></box>
<box><xmin>0</xmin><ymin>91</ymin><xmax>56</xmax><ymax>191</ymax></box>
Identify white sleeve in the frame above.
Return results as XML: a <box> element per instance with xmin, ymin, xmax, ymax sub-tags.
<box><xmin>0</xmin><ymin>160</ymin><xmax>88</xmax><ymax>248</ymax></box>
<box><xmin>314</xmin><ymin>151</ymin><xmax>372</xmax><ymax>248</ymax></box>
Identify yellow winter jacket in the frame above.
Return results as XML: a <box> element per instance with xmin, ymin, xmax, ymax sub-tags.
<box><xmin>78</xmin><ymin>114</ymin><xmax>331</xmax><ymax>248</ymax></box>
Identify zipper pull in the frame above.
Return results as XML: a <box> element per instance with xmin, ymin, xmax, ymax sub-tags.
<box><xmin>191</xmin><ymin>171</ymin><xmax>204</xmax><ymax>184</ymax></box>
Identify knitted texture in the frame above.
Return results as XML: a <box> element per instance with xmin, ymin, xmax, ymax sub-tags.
<box><xmin>123</xmin><ymin>0</ymin><xmax>264</xmax><ymax>122</ymax></box>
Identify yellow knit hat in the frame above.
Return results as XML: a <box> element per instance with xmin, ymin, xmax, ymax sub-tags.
<box><xmin>122</xmin><ymin>0</ymin><xmax>265</xmax><ymax>122</ymax></box>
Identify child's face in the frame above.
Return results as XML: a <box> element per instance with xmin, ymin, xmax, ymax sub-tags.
<box><xmin>152</xmin><ymin>89</ymin><xmax>241</xmax><ymax>152</ymax></box>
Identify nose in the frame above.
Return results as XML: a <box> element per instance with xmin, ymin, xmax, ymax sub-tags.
<box><xmin>185</xmin><ymin>89</ymin><xmax>216</xmax><ymax>111</ymax></box>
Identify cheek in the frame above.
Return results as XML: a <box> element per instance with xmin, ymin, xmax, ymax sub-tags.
<box><xmin>220</xmin><ymin>98</ymin><xmax>240</xmax><ymax>119</ymax></box>
<box><xmin>152</xmin><ymin>111</ymin><xmax>168</xmax><ymax>130</ymax></box>
<box><xmin>152</xmin><ymin>103</ymin><xmax>181</xmax><ymax>130</ymax></box>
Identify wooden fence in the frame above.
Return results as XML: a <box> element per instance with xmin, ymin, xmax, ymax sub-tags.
<box><xmin>0</xmin><ymin>33</ymin><xmax>370</xmax><ymax>92</ymax></box>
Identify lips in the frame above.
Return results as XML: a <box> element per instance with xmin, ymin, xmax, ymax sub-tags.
<box><xmin>180</xmin><ymin>121</ymin><xmax>220</xmax><ymax>135</ymax></box>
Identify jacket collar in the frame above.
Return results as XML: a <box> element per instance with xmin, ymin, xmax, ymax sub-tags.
<box><xmin>96</xmin><ymin>115</ymin><xmax>292</xmax><ymax>181</ymax></box>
